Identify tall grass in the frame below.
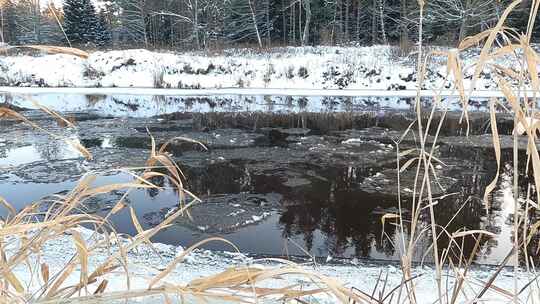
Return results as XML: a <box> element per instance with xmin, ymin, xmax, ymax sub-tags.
<box><xmin>387</xmin><ymin>0</ymin><xmax>540</xmax><ymax>303</ymax></box>
<box><xmin>3</xmin><ymin>0</ymin><xmax>540</xmax><ymax>302</ymax></box>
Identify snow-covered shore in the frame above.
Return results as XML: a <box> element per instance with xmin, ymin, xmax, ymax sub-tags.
<box><xmin>7</xmin><ymin>226</ymin><xmax>533</xmax><ymax>303</ymax></box>
<box><xmin>0</xmin><ymin>46</ymin><xmax>502</xmax><ymax>91</ymax></box>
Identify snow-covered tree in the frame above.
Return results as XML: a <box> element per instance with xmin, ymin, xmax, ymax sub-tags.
<box><xmin>425</xmin><ymin>0</ymin><xmax>500</xmax><ymax>42</ymax></box>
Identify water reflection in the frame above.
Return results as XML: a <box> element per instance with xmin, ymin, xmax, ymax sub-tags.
<box><xmin>6</xmin><ymin>93</ymin><xmax>496</xmax><ymax>118</ymax></box>
<box><xmin>1</xmin><ymin>139</ymin><xmax>533</xmax><ymax>265</ymax></box>
<box><xmin>0</xmin><ymin>140</ymin><xmax>81</xmax><ymax>168</ymax></box>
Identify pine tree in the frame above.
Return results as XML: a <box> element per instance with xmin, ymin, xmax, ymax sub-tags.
<box><xmin>95</xmin><ymin>12</ymin><xmax>112</xmax><ymax>46</ymax></box>
<box><xmin>63</xmin><ymin>0</ymin><xmax>100</xmax><ymax>45</ymax></box>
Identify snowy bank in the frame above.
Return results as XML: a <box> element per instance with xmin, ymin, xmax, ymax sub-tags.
<box><xmin>0</xmin><ymin>46</ymin><xmax>509</xmax><ymax>91</ymax></box>
<box><xmin>6</xmin><ymin>226</ymin><xmax>534</xmax><ymax>303</ymax></box>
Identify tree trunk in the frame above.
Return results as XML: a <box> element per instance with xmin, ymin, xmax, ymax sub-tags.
<box><xmin>282</xmin><ymin>0</ymin><xmax>287</xmax><ymax>45</ymax></box>
<box><xmin>193</xmin><ymin>0</ymin><xmax>200</xmax><ymax>49</ymax></box>
<box><xmin>265</xmin><ymin>0</ymin><xmax>271</xmax><ymax>46</ymax></box>
<box><xmin>379</xmin><ymin>0</ymin><xmax>387</xmax><ymax>44</ymax></box>
<box><xmin>291</xmin><ymin>0</ymin><xmax>295</xmax><ymax>44</ymax></box>
<box><xmin>371</xmin><ymin>0</ymin><xmax>377</xmax><ymax>44</ymax></box>
<box><xmin>139</xmin><ymin>0</ymin><xmax>148</xmax><ymax>48</ymax></box>
<box><xmin>331</xmin><ymin>0</ymin><xmax>337</xmax><ymax>44</ymax></box>
<box><xmin>0</xmin><ymin>6</ymin><xmax>4</xmax><ymax>43</ymax></box>
<box><xmin>356</xmin><ymin>0</ymin><xmax>361</xmax><ymax>41</ymax></box>
<box><xmin>302</xmin><ymin>0</ymin><xmax>311</xmax><ymax>45</ymax></box>
<box><xmin>345</xmin><ymin>0</ymin><xmax>350</xmax><ymax>40</ymax></box>
<box><xmin>248</xmin><ymin>0</ymin><xmax>263</xmax><ymax>48</ymax></box>
<box><xmin>399</xmin><ymin>0</ymin><xmax>409</xmax><ymax>53</ymax></box>
<box><xmin>458</xmin><ymin>0</ymin><xmax>471</xmax><ymax>43</ymax></box>
<box><xmin>298</xmin><ymin>0</ymin><xmax>302</xmax><ymax>44</ymax></box>
<box><xmin>33</xmin><ymin>0</ymin><xmax>41</xmax><ymax>43</ymax></box>
<box><xmin>337</xmin><ymin>0</ymin><xmax>342</xmax><ymax>42</ymax></box>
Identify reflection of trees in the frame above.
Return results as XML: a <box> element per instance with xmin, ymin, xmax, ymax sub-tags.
<box><xmin>278</xmin><ymin>165</ymin><xmax>398</xmax><ymax>259</ymax></box>
<box><xmin>431</xmin><ymin>147</ymin><xmax>535</xmax><ymax>264</ymax></box>
<box><xmin>279</xmin><ymin>190</ymin><xmax>398</xmax><ymax>258</ymax></box>
<box><xmin>147</xmin><ymin>174</ymin><xmax>165</xmax><ymax>198</ymax></box>
<box><xmin>184</xmin><ymin>161</ymin><xmax>252</xmax><ymax>195</ymax></box>
<box><xmin>0</xmin><ymin>145</ymin><xmax>7</xmax><ymax>159</ymax></box>
<box><xmin>34</xmin><ymin>140</ymin><xmax>62</xmax><ymax>160</ymax></box>
<box><xmin>171</xmin><ymin>150</ymin><xmax>506</xmax><ymax>263</ymax></box>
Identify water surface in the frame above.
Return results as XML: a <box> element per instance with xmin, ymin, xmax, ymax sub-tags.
<box><xmin>0</xmin><ymin>93</ymin><xmax>532</xmax><ymax>265</ymax></box>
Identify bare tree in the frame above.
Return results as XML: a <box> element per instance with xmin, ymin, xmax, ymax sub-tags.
<box><xmin>378</xmin><ymin>0</ymin><xmax>387</xmax><ymax>44</ymax></box>
<box><xmin>371</xmin><ymin>0</ymin><xmax>377</xmax><ymax>44</ymax></box>
<box><xmin>425</xmin><ymin>0</ymin><xmax>499</xmax><ymax>42</ymax></box>
<box><xmin>400</xmin><ymin>0</ymin><xmax>409</xmax><ymax>52</ymax></box>
<box><xmin>152</xmin><ymin>0</ymin><xmax>203</xmax><ymax>49</ymax></box>
<box><xmin>247</xmin><ymin>0</ymin><xmax>263</xmax><ymax>47</ymax></box>
<box><xmin>121</xmin><ymin>0</ymin><xmax>149</xmax><ymax>47</ymax></box>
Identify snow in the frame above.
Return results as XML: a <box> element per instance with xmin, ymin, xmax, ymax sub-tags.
<box><xmin>6</xmin><ymin>226</ymin><xmax>535</xmax><ymax>303</ymax></box>
<box><xmin>0</xmin><ymin>45</ymin><xmax>512</xmax><ymax>92</ymax></box>
<box><xmin>0</xmin><ymin>54</ymin><xmax>88</xmax><ymax>87</ymax></box>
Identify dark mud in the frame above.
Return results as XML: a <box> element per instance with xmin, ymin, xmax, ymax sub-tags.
<box><xmin>0</xmin><ymin>96</ymin><xmax>535</xmax><ymax>265</ymax></box>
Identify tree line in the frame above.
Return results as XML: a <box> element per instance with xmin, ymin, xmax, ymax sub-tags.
<box><xmin>0</xmin><ymin>0</ymin><xmax>538</xmax><ymax>50</ymax></box>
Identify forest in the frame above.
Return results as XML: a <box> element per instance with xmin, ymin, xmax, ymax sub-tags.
<box><xmin>0</xmin><ymin>0</ymin><xmax>538</xmax><ymax>51</ymax></box>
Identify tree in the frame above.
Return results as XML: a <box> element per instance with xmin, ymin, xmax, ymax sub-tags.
<box><xmin>63</xmin><ymin>0</ymin><xmax>101</xmax><ymax>45</ymax></box>
<box><xmin>150</xmin><ymin>0</ymin><xmax>202</xmax><ymax>49</ymax></box>
<box><xmin>117</xmin><ymin>0</ymin><xmax>149</xmax><ymax>47</ymax></box>
<box><xmin>0</xmin><ymin>0</ymin><xmax>17</xmax><ymax>43</ymax></box>
<box><xmin>10</xmin><ymin>0</ymin><xmax>64</xmax><ymax>44</ymax></box>
<box><xmin>301</xmin><ymin>0</ymin><xmax>311</xmax><ymax>45</ymax></box>
<box><xmin>95</xmin><ymin>10</ymin><xmax>112</xmax><ymax>46</ymax></box>
<box><xmin>425</xmin><ymin>0</ymin><xmax>499</xmax><ymax>43</ymax></box>
<box><xmin>225</xmin><ymin>0</ymin><xmax>271</xmax><ymax>47</ymax></box>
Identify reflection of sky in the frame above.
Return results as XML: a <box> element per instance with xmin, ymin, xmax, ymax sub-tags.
<box><xmin>0</xmin><ymin>141</ymin><xmax>82</xmax><ymax>168</ymax></box>
<box><xmin>478</xmin><ymin>164</ymin><xmax>518</xmax><ymax>266</ymax></box>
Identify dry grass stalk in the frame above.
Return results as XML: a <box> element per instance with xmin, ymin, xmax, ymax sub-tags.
<box><xmin>0</xmin><ymin>45</ymin><xmax>89</xmax><ymax>58</ymax></box>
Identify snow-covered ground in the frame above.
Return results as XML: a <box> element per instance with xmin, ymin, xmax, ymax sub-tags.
<box><xmin>0</xmin><ymin>46</ymin><xmax>508</xmax><ymax>91</ymax></box>
<box><xmin>6</xmin><ymin>226</ymin><xmax>534</xmax><ymax>303</ymax></box>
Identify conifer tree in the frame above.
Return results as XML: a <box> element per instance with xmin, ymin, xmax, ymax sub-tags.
<box><xmin>95</xmin><ymin>12</ymin><xmax>112</xmax><ymax>46</ymax></box>
<box><xmin>63</xmin><ymin>0</ymin><xmax>101</xmax><ymax>45</ymax></box>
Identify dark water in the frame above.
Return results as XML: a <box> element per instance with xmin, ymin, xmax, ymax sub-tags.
<box><xmin>0</xmin><ymin>93</ymin><xmax>535</xmax><ymax>266</ymax></box>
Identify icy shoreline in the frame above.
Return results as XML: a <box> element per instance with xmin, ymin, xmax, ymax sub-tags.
<box><xmin>8</xmin><ymin>226</ymin><xmax>532</xmax><ymax>303</ymax></box>
<box><xmin>0</xmin><ymin>86</ymin><xmax>533</xmax><ymax>98</ymax></box>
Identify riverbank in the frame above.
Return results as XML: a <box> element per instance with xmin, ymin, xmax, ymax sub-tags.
<box><xmin>0</xmin><ymin>46</ymin><xmax>509</xmax><ymax>90</ymax></box>
<box><xmin>5</xmin><ymin>225</ymin><xmax>528</xmax><ymax>303</ymax></box>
